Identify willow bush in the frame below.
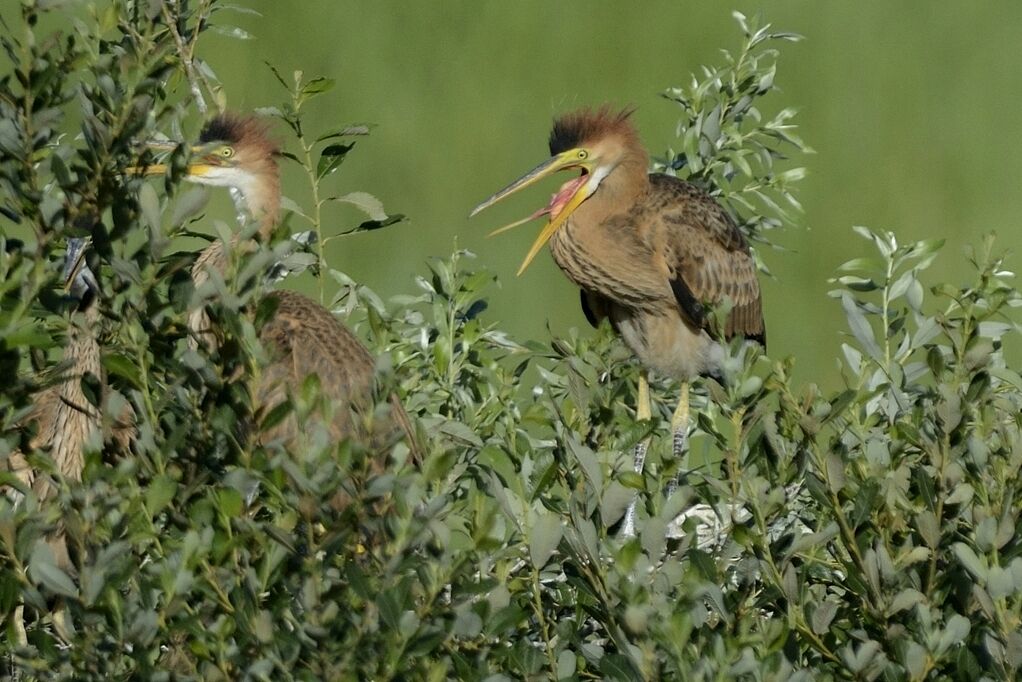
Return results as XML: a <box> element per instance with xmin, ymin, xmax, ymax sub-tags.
<box><xmin>1</xmin><ymin>2</ymin><xmax>1020</xmax><ymax>680</ymax></box>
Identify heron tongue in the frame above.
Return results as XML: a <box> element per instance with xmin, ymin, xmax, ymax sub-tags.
<box><xmin>548</xmin><ymin>175</ymin><xmax>588</xmax><ymax>219</ymax></box>
<box><xmin>486</xmin><ymin>174</ymin><xmax>589</xmax><ymax>237</ymax></box>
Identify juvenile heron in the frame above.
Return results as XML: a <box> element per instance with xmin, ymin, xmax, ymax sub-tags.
<box><xmin>132</xmin><ymin>113</ymin><xmax>415</xmax><ymax>453</ymax></box>
<box><xmin>5</xmin><ymin>239</ymin><xmax>111</xmax><ymax>645</ymax></box>
<box><xmin>8</xmin><ymin>239</ymin><xmax>104</xmax><ymax>515</ymax></box>
<box><xmin>471</xmin><ymin>106</ymin><xmax>765</xmax><ymax>535</ymax></box>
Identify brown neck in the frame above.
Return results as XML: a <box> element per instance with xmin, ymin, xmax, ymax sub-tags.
<box><xmin>247</xmin><ymin>175</ymin><xmax>280</xmax><ymax>240</ymax></box>
<box><xmin>193</xmin><ymin>169</ymin><xmax>280</xmax><ymax>283</ymax></box>
<box><xmin>240</xmin><ymin>170</ymin><xmax>281</xmax><ymax>240</ymax></box>
<box><xmin>62</xmin><ymin>308</ymin><xmax>102</xmax><ymax>415</ymax></box>
<box><xmin>575</xmin><ymin>149</ymin><xmax>649</xmax><ymax>225</ymax></box>
<box><xmin>192</xmin><ymin>239</ymin><xmax>229</xmax><ymax>286</ymax></box>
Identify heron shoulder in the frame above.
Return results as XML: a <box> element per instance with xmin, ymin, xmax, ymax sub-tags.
<box><xmin>259</xmin><ymin>290</ymin><xmax>375</xmax><ymax>380</ymax></box>
<box><xmin>645</xmin><ymin>173</ymin><xmax>749</xmax><ymax>254</ymax></box>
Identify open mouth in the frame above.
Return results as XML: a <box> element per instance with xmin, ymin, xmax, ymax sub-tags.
<box><xmin>488</xmin><ymin>172</ymin><xmax>588</xmax><ymax>237</ymax></box>
<box><xmin>547</xmin><ymin>173</ymin><xmax>588</xmax><ymax>220</ymax></box>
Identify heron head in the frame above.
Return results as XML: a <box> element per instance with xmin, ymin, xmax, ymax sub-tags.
<box><xmin>63</xmin><ymin>238</ymin><xmax>99</xmax><ymax>309</ymax></box>
<box><xmin>470</xmin><ymin>106</ymin><xmax>644</xmax><ymax>275</ymax></box>
<box><xmin>127</xmin><ymin>112</ymin><xmax>282</xmax><ymax>231</ymax></box>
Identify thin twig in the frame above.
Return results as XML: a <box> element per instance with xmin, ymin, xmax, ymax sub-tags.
<box><xmin>161</xmin><ymin>0</ymin><xmax>210</xmax><ymax>115</ymax></box>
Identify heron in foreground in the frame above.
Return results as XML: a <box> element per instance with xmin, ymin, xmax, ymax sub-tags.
<box><xmin>131</xmin><ymin>113</ymin><xmax>415</xmax><ymax>454</ymax></box>
<box><xmin>471</xmin><ymin>106</ymin><xmax>765</xmax><ymax>535</ymax></box>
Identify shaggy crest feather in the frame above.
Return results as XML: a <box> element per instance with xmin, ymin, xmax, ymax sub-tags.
<box><xmin>199</xmin><ymin>112</ymin><xmax>280</xmax><ymax>158</ymax></box>
<box><xmin>548</xmin><ymin>105</ymin><xmax>639</xmax><ymax>155</ymax></box>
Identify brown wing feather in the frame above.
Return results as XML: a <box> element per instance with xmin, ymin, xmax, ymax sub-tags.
<box><xmin>650</xmin><ymin>174</ymin><xmax>765</xmax><ymax>346</ymax></box>
<box><xmin>256</xmin><ymin>290</ymin><xmax>418</xmax><ymax>457</ymax></box>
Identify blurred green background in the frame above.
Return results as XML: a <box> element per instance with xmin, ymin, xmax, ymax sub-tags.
<box><xmin>14</xmin><ymin>1</ymin><xmax>1022</xmax><ymax>389</ymax></box>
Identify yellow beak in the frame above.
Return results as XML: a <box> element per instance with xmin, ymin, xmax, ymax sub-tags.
<box><xmin>470</xmin><ymin>148</ymin><xmax>594</xmax><ymax>275</ymax></box>
<box><xmin>513</xmin><ymin>184</ymin><xmax>589</xmax><ymax>275</ymax></box>
<box><xmin>62</xmin><ymin>238</ymin><xmax>91</xmax><ymax>292</ymax></box>
<box><xmin>124</xmin><ymin>143</ymin><xmax>212</xmax><ymax>177</ymax></box>
<box><xmin>124</xmin><ymin>163</ymin><xmax>170</xmax><ymax>176</ymax></box>
<box><xmin>124</xmin><ymin>163</ymin><xmax>215</xmax><ymax>178</ymax></box>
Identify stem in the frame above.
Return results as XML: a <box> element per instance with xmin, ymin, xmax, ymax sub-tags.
<box><xmin>806</xmin><ymin>439</ymin><xmax>882</xmax><ymax>611</ymax></box>
<box><xmin>162</xmin><ymin>0</ymin><xmax>214</xmax><ymax>115</ymax></box>
<box><xmin>924</xmin><ymin>433</ymin><xmax>949</xmax><ymax>598</ymax></box>
<box><xmin>882</xmin><ymin>252</ymin><xmax>893</xmax><ymax>370</ymax></box>
<box><xmin>530</xmin><ymin>567</ymin><xmax>560</xmax><ymax>678</ymax></box>
<box><xmin>292</xmin><ymin>91</ymin><xmax>327</xmax><ymax>304</ymax></box>
<box><xmin>726</xmin><ymin>408</ymin><xmax>745</xmax><ymax>499</ymax></box>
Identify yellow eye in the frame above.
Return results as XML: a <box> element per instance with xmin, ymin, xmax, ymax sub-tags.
<box><xmin>577</xmin><ymin>150</ymin><xmax>588</xmax><ymax>160</ymax></box>
<box><xmin>221</xmin><ymin>147</ymin><xmax>234</xmax><ymax>158</ymax></box>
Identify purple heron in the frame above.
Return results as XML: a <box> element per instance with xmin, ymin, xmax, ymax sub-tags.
<box><xmin>132</xmin><ymin>113</ymin><xmax>415</xmax><ymax>454</ymax></box>
<box><xmin>5</xmin><ymin>238</ymin><xmax>128</xmax><ymax>643</ymax></box>
<box><xmin>471</xmin><ymin>106</ymin><xmax>765</xmax><ymax>535</ymax></box>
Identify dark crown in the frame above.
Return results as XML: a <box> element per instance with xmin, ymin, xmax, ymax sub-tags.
<box><xmin>548</xmin><ymin>105</ymin><xmax>638</xmax><ymax>155</ymax></box>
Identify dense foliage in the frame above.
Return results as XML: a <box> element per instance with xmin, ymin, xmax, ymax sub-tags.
<box><xmin>2</xmin><ymin>2</ymin><xmax>1020</xmax><ymax>680</ymax></box>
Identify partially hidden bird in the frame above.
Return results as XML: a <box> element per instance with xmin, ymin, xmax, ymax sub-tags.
<box><xmin>471</xmin><ymin>106</ymin><xmax>765</xmax><ymax>535</ymax></box>
<box><xmin>5</xmin><ymin>238</ymin><xmax>131</xmax><ymax>644</ymax></box>
<box><xmin>6</xmin><ymin>239</ymin><xmax>129</xmax><ymax>544</ymax></box>
<box><xmin>131</xmin><ymin>113</ymin><xmax>416</xmax><ymax>456</ymax></box>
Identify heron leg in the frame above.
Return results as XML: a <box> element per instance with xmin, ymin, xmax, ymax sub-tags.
<box><xmin>52</xmin><ymin>602</ymin><xmax>72</xmax><ymax>644</ymax></box>
<box><xmin>621</xmin><ymin>371</ymin><xmax>652</xmax><ymax>538</ymax></box>
<box><xmin>667</xmin><ymin>382</ymin><xmax>690</xmax><ymax>497</ymax></box>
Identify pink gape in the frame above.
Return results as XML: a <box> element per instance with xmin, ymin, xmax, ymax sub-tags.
<box><xmin>538</xmin><ymin>175</ymin><xmax>588</xmax><ymax>221</ymax></box>
<box><xmin>488</xmin><ymin>174</ymin><xmax>588</xmax><ymax>237</ymax></box>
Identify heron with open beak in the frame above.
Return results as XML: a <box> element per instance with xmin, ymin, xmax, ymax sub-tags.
<box><xmin>471</xmin><ymin>106</ymin><xmax>765</xmax><ymax>536</ymax></box>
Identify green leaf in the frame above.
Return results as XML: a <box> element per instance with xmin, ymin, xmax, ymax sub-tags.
<box><xmin>299</xmin><ymin>76</ymin><xmax>335</xmax><ymax>105</ymax></box>
<box><xmin>987</xmin><ymin>566</ymin><xmax>1014</xmax><ymax>600</ymax></box>
<box><xmin>103</xmin><ymin>352</ymin><xmax>143</xmax><ymax>390</ymax></box>
<box><xmin>138</xmin><ymin>182</ymin><xmax>161</xmax><ymax>230</ymax></box>
<box><xmin>356</xmin><ymin>213</ymin><xmax>406</xmax><ymax>231</ymax></box>
<box><xmin>170</xmin><ymin>187</ymin><xmax>209</xmax><ymax>226</ymax></box>
<box><xmin>438</xmin><ymin>420</ymin><xmax>483</xmax><ymax>447</ymax></box>
<box><xmin>218</xmin><ymin>488</ymin><xmax>243</xmax><ymax>518</ymax></box>
<box><xmin>600</xmin><ymin>653</ymin><xmax>641</xmax><ymax>682</ymax></box>
<box><xmin>211</xmin><ymin>25</ymin><xmax>253</xmax><ymax>40</ymax></box>
<box><xmin>904</xmin><ymin>642</ymin><xmax>928</xmax><ymax>679</ymax></box>
<box><xmin>937</xmin><ymin>615</ymin><xmax>971</xmax><ymax>654</ymax></box>
<box><xmin>252</xmin><ymin>610</ymin><xmax>273</xmax><ymax>643</ymax></box>
<box><xmin>811</xmin><ymin>601</ymin><xmax>837</xmax><ymax>634</ymax></box>
<box><xmin>953</xmin><ymin>543</ymin><xmax>987</xmax><ymax>581</ymax></box>
<box><xmin>146</xmin><ymin>475</ymin><xmax>178</xmax><ymax>516</ymax></box>
<box><xmin>29</xmin><ymin>544</ymin><xmax>77</xmax><ymax>598</ymax></box>
<box><xmin>556</xmin><ymin>649</ymin><xmax>577</xmax><ymax>680</ymax></box>
<box><xmin>316</xmin><ymin>142</ymin><xmax>354</xmax><ymax>179</ymax></box>
<box><xmin>841</xmin><ymin>293</ymin><xmax>882</xmax><ymax>361</ymax></box>
<box><xmin>888</xmin><ymin>588</ymin><xmax>924</xmax><ymax>615</ymax></box>
<box><xmin>331</xmin><ymin>191</ymin><xmax>388</xmax><ymax>222</ymax></box>
<box><xmin>452</xmin><ymin>608</ymin><xmax>483</xmax><ymax>638</ymax></box>
<box><xmin>825</xmin><ymin>452</ymin><xmax>845</xmax><ymax>494</ymax></box>
<box><xmin>280</xmin><ymin>195</ymin><xmax>311</xmax><ymax>221</ymax></box>
<box><xmin>316</xmin><ymin>124</ymin><xmax>374</xmax><ymax>142</ymax></box>
<box><xmin>529</xmin><ymin>511</ymin><xmax>562</xmax><ymax>567</ymax></box>
<box><xmin>600</xmin><ymin>482</ymin><xmax>634</xmax><ymax>527</ymax></box>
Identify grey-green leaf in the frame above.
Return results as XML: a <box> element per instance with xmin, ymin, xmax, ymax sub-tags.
<box><xmin>529</xmin><ymin>512</ymin><xmax>563</xmax><ymax>567</ymax></box>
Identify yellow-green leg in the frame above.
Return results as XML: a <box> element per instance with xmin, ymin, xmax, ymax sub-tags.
<box><xmin>14</xmin><ymin>602</ymin><xmax>26</xmax><ymax>645</ymax></box>
<box><xmin>52</xmin><ymin>602</ymin><xmax>72</xmax><ymax>643</ymax></box>
<box><xmin>621</xmin><ymin>371</ymin><xmax>652</xmax><ymax>537</ymax></box>
<box><xmin>667</xmin><ymin>382</ymin><xmax>690</xmax><ymax>496</ymax></box>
